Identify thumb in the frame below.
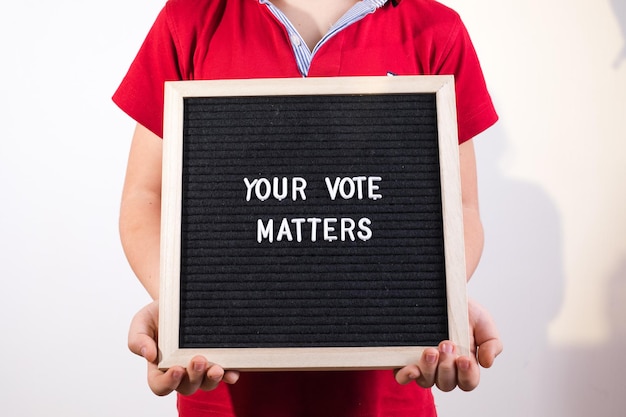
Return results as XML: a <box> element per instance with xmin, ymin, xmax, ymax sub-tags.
<box><xmin>128</xmin><ymin>301</ymin><xmax>160</xmax><ymax>363</ymax></box>
<box><xmin>468</xmin><ymin>299</ymin><xmax>503</xmax><ymax>368</ymax></box>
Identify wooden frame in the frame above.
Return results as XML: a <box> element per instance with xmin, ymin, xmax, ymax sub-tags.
<box><xmin>159</xmin><ymin>76</ymin><xmax>469</xmax><ymax>371</ymax></box>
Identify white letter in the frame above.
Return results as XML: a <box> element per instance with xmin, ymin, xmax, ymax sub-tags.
<box><xmin>276</xmin><ymin>218</ymin><xmax>293</xmax><ymax>242</ymax></box>
<box><xmin>324</xmin><ymin>218</ymin><xmax>338</xmax><ymax>242</ymax></box>
<box><xmin>307</xmin><ymin>217</ymin><xmax>322</xmax><ymax>242</ymax></box>
<box><xmin>339</xmin><ymin>177</ymin><xmax>355</xmax><ymax>199</ymax></box>
<box><xmin>291</xmin><ymin>218</ymin><xmax>305</xmax><ymax>242</ymax></box>
<box><xmin>357</xmin><ymin>217</ymin><xmax>372</xmax><ymax>241</ymax></box>
<box><xmin>255</xmin><ymin>178</ymin><xmax>271</xmax><ymax>201</ymax></box>
<box><xmin>273</xmin><ymin>177</ymin><xmax>288</xmax><ymax>201</ymax></box>
<box><xmin>368</xmin><ymin>176</ymin><xmax>382</xmax><ymax>200</ymax></box>
<box><xmin>257</xmin><ymin>219</ymin><xmax>274</xmax><ymax>243</ymax></box>
<box><xmin>293</xmin><ymin>177</ymin><xmax>307</xmax><ymax>201</ymax></box>
<box><xmin>352</xmin><ymin>176</ymin><xmax>367</xmax><ymax>199</ymax></box>
<box><xmin>243</xmin><ymin>177</ymin><xmax>257</xmax><ymax>201</ymax></box>
<box><xmin>340</xmin><ymin>218</ymin><xmax>356</xmax><ymax>241</ymax></box>
<box><xmin>325</xmin><ymin>177</ymin><xmax>340</xmax><ymax>200</ymax></box>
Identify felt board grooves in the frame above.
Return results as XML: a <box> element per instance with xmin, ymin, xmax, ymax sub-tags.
<box><xmin>178</xmin><ymin>93</ymin><xmax>448</xmax><ymax>349</ymax></box>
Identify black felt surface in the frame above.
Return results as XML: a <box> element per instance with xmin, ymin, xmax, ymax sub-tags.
<box><xmin>178</xmin><ymin>93</ymin><xmax>448</xmax><ymax>348</ymax></box>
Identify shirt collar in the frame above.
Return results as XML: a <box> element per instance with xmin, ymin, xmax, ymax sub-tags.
<box><xmin>259</xmin><ymin>0</ymin><xmax>391</xmax><ymax>8</ymax></box>
<box><xmin>368</xmin><ymin>0</ymin><xmax>389</xmax><ymax>8</ymax></box>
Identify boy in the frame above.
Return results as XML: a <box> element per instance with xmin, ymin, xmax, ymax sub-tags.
<box><xmin>115</xmin><ymin>0</ymin><xmax>503</xmax><ymax>415</ymax></box>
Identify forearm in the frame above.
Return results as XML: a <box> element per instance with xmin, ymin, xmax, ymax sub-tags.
<box><xmin>120</xmin><ymin>191</ymin><xmax>161</xmax><ymax>300</ymax></box>
<box><xmin>119</xmin><ymin>123</ymin><xmax>165</xmax><ymax>300</ymax></box>
<box><xmin>458</xmin><ymin>140</ymin><xmax>483</xmax><ymax>281</ymax></box>
<box><xmin>463</xmin><ymin>206</ymin><xmax>484</xmax><ymax>281</ymax></box>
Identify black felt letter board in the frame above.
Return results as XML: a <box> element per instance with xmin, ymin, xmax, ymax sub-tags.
<box><xmin>158</xmin><ymin>77</ymin><xmax>468</xmax><ymax>370</ymax></box>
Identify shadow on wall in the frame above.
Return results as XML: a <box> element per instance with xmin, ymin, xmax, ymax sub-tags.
<box><xmin>470</xmin><ymin>127</ymin><xmax>625</xmax><ymax>415</ymax></box>
<box><xmin>612</xmin><ymin>0</ymin><xmax>626</xmax><ymax>67</ymax></box>
<box><xmin>450</xmin><ymin>111</ymin><xmax>626</xmax><ymax>416</ymax></box>
<box><xmin>436</xmin><ymin>120</ymin><xmax>568</xmax><ymax>416</ymax></box>
<box><xmin>526</xmin><ymin>261</ymin><xmax>626</xmax><ymax>416</ymax></box>
<box><xmin>438</xmin><ymin>2</ymin><xmax>626</xmax><ymax>412</ymax></box>
<box><xmin>472</xmin><ymin>123</ymin><xmax>567</xmax><ymax>415</ymax></box>
<box><xmin>521</xmin><ymin>257</ymin><xmax>626</xmax><ymax>413</ymax></box>
<box><xmin>549</xmin><ymin>260</ymin><xmax>626</xmax><ymax>416</ymax></box>
<box><xmin>553</xmin><ymin>3</ymin><xmax>626</xmax><ymax>415</ymax></box>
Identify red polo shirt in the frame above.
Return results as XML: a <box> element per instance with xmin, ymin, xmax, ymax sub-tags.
<box><xmin>113</xmin><ymin>0</ymin><xmax>497</xmax><ymax>142</ymax></box>
<box><xmin>114</xmin><ymin>1</ymin><xmax>498</xmax><ymax>416</ymax></box>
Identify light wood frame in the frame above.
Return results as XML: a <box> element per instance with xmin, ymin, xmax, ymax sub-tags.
<box><xmin>158</xmin><ymin>75</ymin><xmax>469</xmax><ymax>371</ymax></box>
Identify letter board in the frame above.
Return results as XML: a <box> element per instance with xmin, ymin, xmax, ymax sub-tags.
<box><xmin>159</xmin><ymin>76</ymin><xmax>469</xmax><ymax>371</ymax></box>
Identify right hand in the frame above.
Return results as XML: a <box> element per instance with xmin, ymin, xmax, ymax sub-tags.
<box><xmin>394</xmin><ymin>298</ymin><xmax>502</xmax><ymax>391</ymax></box>
<box><xmin>127</xmin><ymin>300</ymin><xmax>240</xmax><ymax>396</ymax></box>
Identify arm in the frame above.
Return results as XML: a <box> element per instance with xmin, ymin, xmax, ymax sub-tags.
<box><xmin>128</xmin><ymin>300</ymin><xmax>240</xmax><ymax>396</ymax></box>
<box><xmin>459</xmin><ymin>140</ymin><xmax>484</xmax><ymax>281</ymax></box>
<box><xmin>121</xmin><ymin>124</ymin><xmax>239</xmax><ymax>395</ymax></box>
<box><xmin>119</xmin><ymin>123</ymin><xmax>163</xmax><ymax>299</ymax></box>
<box><xmin>395</xmin><ymin>140</ymin><xmax>501</xmax><ymax>391</ymax></box>
<box><xmin>395</xmin><ymin>298</ymin><xmax>502</xmax><ymax>391</ymax></box>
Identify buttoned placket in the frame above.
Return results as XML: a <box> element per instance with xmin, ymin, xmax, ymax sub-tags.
<box><xmin>259</xmin><ymin>0</ymin><xmax>388</xmax><ymax>76</ymax></box>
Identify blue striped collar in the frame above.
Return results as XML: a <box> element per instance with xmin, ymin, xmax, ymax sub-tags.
<box><xmin>260</xmin><ymin>0</ymin><xmax>389</xmax><ymax>76</ymax></box>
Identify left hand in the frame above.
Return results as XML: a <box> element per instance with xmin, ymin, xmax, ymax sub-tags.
<box><xmin>127</xmin><ymin>300</ymin><xmax>240</xmax><ymax>396</ymax></box>
<box><xmin>394</xmin><ymin>298</ymin><xmax>502</xmax><ymax>392</ymax></box>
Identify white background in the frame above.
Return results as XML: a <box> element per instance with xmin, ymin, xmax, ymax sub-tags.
<box><xmin>1</xmin><ymin>0</ymin><xmax>624</xmax><ymax>415</ymax></box>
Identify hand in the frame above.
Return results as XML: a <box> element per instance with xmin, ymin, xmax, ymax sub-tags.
<box><xmin>395</xmin><ymin>298</ymin><xmax>502</xmax><ymax>392</ymax></box>
<box><xmin>127</xmin><ymin>300</ymin><xmax>240</xmax><ymax>396</ymax></box>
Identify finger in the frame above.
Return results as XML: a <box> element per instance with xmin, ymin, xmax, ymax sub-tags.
<box><xmin>468</xmin><ymin>299</ymin><xmax>503</xmax><ymax>368</ymax></box>
<box><xmin>222</xmin><ymin>370</ymin><xmax>240</xmax><ymax>385</ymax></box>
<box><xmin>176</xmin><ymin>356</ymin><xmax>215</xmax><ymax>396</ymax></box>
<box><xmin>147</xmin><ymin>364</ymin><xmax>185</xmax><ymax>397</ymax></box>
<box><xmin>204</xmin><ymin>367</ymin><xmax>240</xmax><ymax>388</ymax></box>
<box><xmin>128</xmin><ymin>302</ymin><xmax>159</xmax><ymax>362</ymax></box>
<box><xmin>394</xmin><ymin>347</ymin><xmax>440</xmax><ymax>387</ymax></box>
<box><xmin>414</xmin><ymin>347</ymin><xmax>439</xmax><ymax>388</ymax></box>
<box><xmin>435</xmin><ymin>342</ymin><xmax>457</xmax><ymax>392</ymax></box>
<box><xmin>394</xmin><ymin>364</ymin><xmax>421</xmax><ymax>385</ymax></box>
<box><xmin>199</xmin><ymin>367</ymin><xmax>239</xmax><ymax>391</ymax></box>
<box><xmin>477</xmin><ymin>338</ymin><xmax>503</xmax><ymax>368</ymax></box>
<box><xmin>456</xmin><ymin>355</ymin><xmax>480</xmax><ymax>392</ymax></box>
<box><xmin>198</xmin><ymin>364</ymin><xmax>227</xmax><ymax>391</ymax></box>
<box><xmin>128</xmin><ymin>332</ymin><xmax>158</xmax><ymax>362</ymax></box>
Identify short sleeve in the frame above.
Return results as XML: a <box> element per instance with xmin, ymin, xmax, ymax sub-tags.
<box><xmin>437</xmin><ymin>17</ymin><xmax>498</xmax><ymax>143</ymax></box>
<box><xmin>112</xmin><ymin>5</ymin><xmax>183</xmax><ymax>138</ymax></box>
